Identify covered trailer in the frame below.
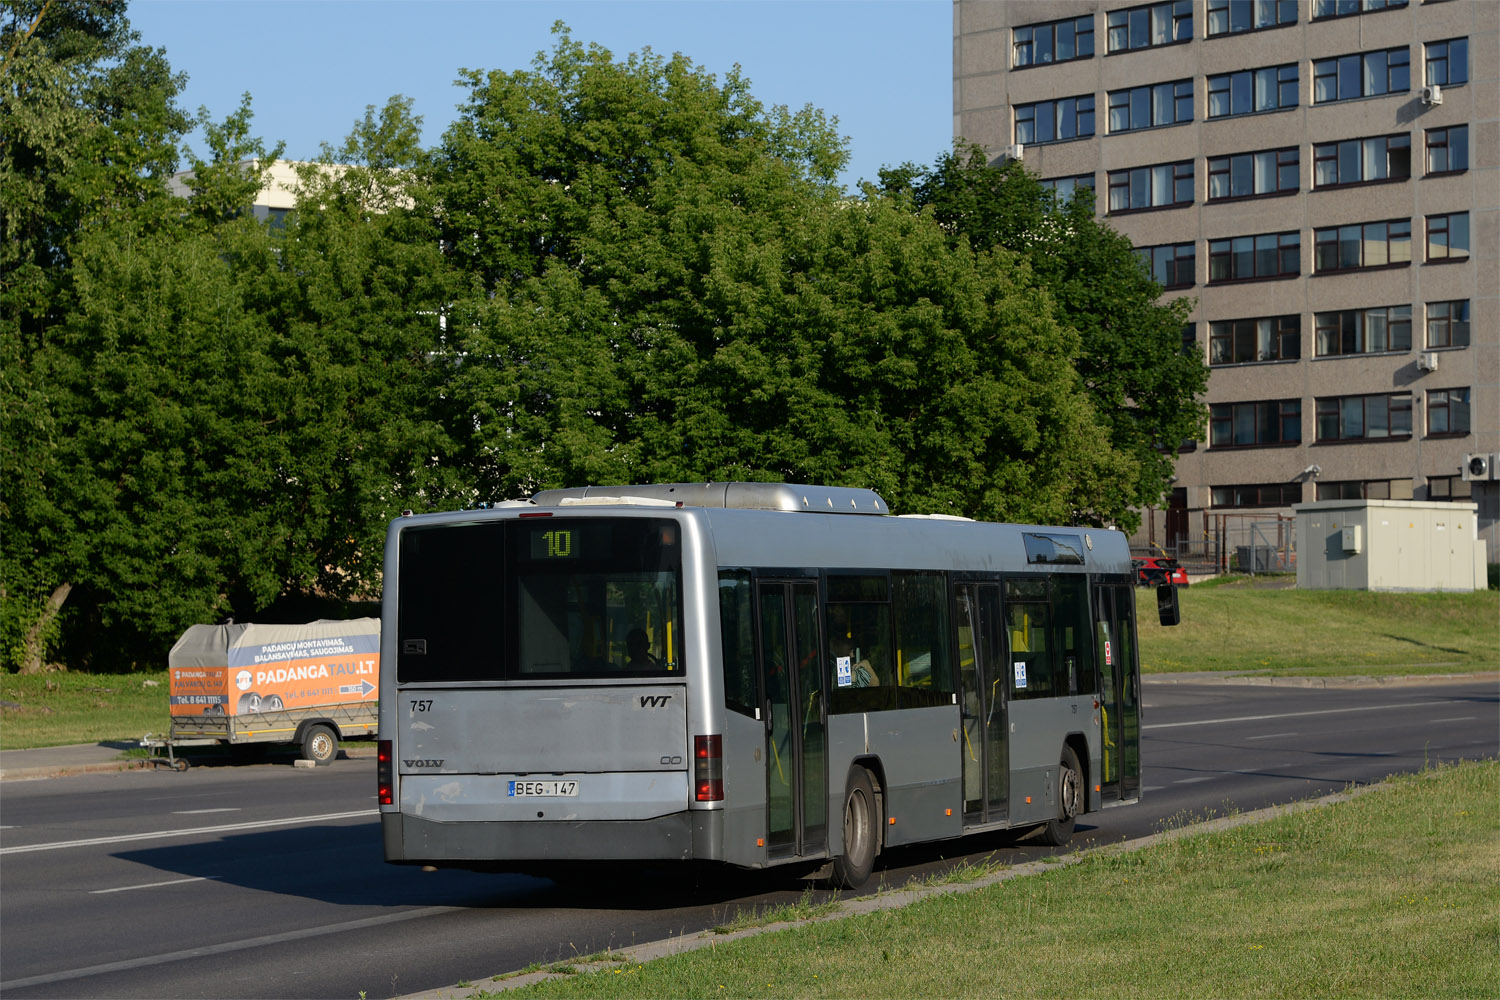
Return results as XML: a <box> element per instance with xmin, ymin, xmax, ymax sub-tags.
<box><xmin>144</xmin><ymin>619</ymin><xmax>380</xmax><ymax>768</ymax></box>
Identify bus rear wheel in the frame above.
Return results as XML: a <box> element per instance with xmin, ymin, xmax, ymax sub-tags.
<box><xmin>1034</xmin><ymin>746</ymin><xmax>1082</xmax><ymax>846</ymax></box>
<box><xmin>830</xmin><ymin>767</ymin><xmax>878</xmax><ymax>889</ymax></box>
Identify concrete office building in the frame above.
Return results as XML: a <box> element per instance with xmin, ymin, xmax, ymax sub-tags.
<box><xmin>953</xmin><ymin>0</ymin><xmax>1497</xmax><ymax>563</ymax></box>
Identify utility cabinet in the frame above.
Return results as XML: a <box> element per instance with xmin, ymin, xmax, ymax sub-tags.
<box><xmin>1294</xmin><ymin>500</ymin><xmax>1485</xmax><ymax>591</ymax></box>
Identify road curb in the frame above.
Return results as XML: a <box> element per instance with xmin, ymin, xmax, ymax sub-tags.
<box><xmin>0</xmin><ymin>746</ymin><xmax>378</xmax><ymax>782</ymax></box>
<box><xmin>1144</xmin><ymin>670</ymin><xmax>1498</xmax><ymax>688</ymax></box>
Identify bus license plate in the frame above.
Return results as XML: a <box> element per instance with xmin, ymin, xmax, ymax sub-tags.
<box><xmin>508</xmin><ymin>780</ymin><xmax>579</xmax><ymax>797</ymax></box>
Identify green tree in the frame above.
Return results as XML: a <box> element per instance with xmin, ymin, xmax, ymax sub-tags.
<box><xmin>1</xmin><ymin>0</ymin><xmax>191</xmax><ymax>671</ymax></box>
<box><xmin>880</xmin><ymin>144</ymin><xmax>1209</xmax><ymax>525</ymax></box>
<box><xmin>428</xmin><ymin>29</ymin><xmax>1132</xmax><ymax>525</ymax></box>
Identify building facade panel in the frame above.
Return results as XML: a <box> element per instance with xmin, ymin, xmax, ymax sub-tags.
<box><xmin>955</xmin><ymin>0</ymin><xmax>1499</xmax><ymax>558</ymax></box>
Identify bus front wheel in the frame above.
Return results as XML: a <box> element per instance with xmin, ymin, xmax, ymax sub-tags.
<box><xmin>830</xmin><ymin>767</ymin><xmax>878</xmax><ymax>889</ymax></box>
<box><xmin>1034</xmin><ymin>746</ymin><xmax>1082</xmax><ymax>846</ymax></box>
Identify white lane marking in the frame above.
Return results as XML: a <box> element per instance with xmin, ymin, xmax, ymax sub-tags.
<box><xmin>1174</xmin><ymin>776</ymin><xmax>1214</xmax><ymax>784</ymax></box>
<box><xmin>0</xmin><ymin>905</ymin><xmax>459</xmax><ymax>991</ymax></box>
<box><xmin>1247</xmin><ymin>732</ymin><xmax>1298</xmax><ymax>740</ymax></box>
<box><xmin>1142</xmin><ymin>785</ymin><xmax>1165</xmax><ymax>792</ymax></box>
<box><xmin>1428</xmin><ymin>716</ymin><xmax>1476</xmax><ymax>723</ymax></box>
<box><xmin>1144</xmin><ymin>699</ymin><xmax>1463</xmax><ymax>731</ymax></box>
<box><xmin>90</xmin><ymin>875</ymin><xmax>222</xmax><ymax>894</ymax></box>
<box><xmin>0</xmin><ymin>809</ymin><xmax>376</xmax><ymax>855</ymax></box>
<box><xmin>172</xmin><ymin>808</ymin><xmax>241</xmax><ymax>815</ymax></box>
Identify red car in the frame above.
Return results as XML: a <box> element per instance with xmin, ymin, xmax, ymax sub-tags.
<box><xmin>1133</xmin><ymin>556</ymin><xmax>1188</xmax><ymax>587</ymax></box>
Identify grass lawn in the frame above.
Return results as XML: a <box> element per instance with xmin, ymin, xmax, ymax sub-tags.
<box><xmin>467</xmin><ymin>760</ymin><xmax>1499</xmax><ymax>999</ymax></box>
<box><xmin>1139</xmin><ymin>580</ymin><xmax>1499</xmax><ymax>676</ymax></box>
<box><xmin>0</xmin><ymin>669</ymin><xmax>173</xmax><ymax>750</ymax></box>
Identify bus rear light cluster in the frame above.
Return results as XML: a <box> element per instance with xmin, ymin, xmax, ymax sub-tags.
<box><xmin>378</xmin><ymin>740</ymin><xmax>393</xmax><ymax>805</ymax></box>
<box><xmin>694</xmin><ymin>734</ymin><xmax>723</xmax><ymax>801</ymax></box>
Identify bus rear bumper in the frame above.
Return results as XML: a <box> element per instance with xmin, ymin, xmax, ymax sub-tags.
<box><xmin>382</xmin><ymin>810</ymin><xmax>702</xmax><ymax>866</ymax></box>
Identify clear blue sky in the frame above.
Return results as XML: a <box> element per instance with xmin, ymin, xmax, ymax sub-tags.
<box><xmin>127</xmin><ymin>0</ymin><xmax>954</xmax><ymax>191</ymax></box>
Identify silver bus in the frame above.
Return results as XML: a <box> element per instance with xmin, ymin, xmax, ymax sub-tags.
<box><xmin>378</xmin><ymin>483</ymin><xmax>1174</xmax><ymax>888</ymax></box>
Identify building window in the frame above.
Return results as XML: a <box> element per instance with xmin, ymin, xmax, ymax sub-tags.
<box><xmin>1316</xmin><ymin>480</ymin><xmax>1403</xmax><ymax>501</ymax></box>
<box><xmin>1426</xmin><ymin>300</ymin><xmax>1470</xmax><ymax>349</ymax></box>
<box><xmin>1207</xmin><ymin>65</ymin><xmax>1298</xmax><ymax>118</ymax></box>
<box><xmin>1206</xmin><ymin>0</ymin><xmax>1298</xmax><ymax>36</ymax></box>
<box><xmin>1209</xmin><ymin>231</ymin><xmax>1300</xmax><ymax>283</ymax></box>
<box><xmin>1210</xmin><ymin>399</ymin><xmax>1301</xmax><ymax>447</ymax></box>
<box><xmin>1312</xmin><ymin>0</ymin><xmax>1409</xmax><ymax>18</ymax></box>
<box><xmin>1210</xmin><ymin>315</ymin><xmax>1300</xmax><ymax>365</ymax></box>
<box><xmin>1208</xmin><ymin>147</ymin><xmax>1298</xmax><ymax>200</ymax></box>
<box><xmin>1313</xmin><ymin>219</ymin><xmax>1411</xmax><ymax>273</ymax></box>
<box><xmin>1315</xmin><ymin>393</ymin><xmax>1412</xmax><ymax>441</ymax></box>
<box><xmin>1425</xmin><ymin>126</ymin><xmax>1468</xmax><ymax>175</ymax></box>
<box><xmin>1107</xmin><ymin>1</ymin><xmax>1192</xmax><ymax>53</ymax></box>
<box><xmin>1040</xmin><ymin>173</ymin><xmax>1095</xmax><ymax>208</ymax></box>
<box><xmin>1428</xmin><ymin>475</ymin><xmax>1472</xmax><ymax>502</ymax></box>
<box><xmin>1425</xmin><ymin>38</ymin><xmax>1468</xmax><ymax>86</ymax></box>
<box><xmin>1426</xmin><ymin>213</ymin><xmax>1469</xmax><ymax>262</ymax></box>
<box><xmin>1136</xmin><ymin>242</ymin><xmax>1195</xmax><ymax>289</ymax></box>
<box><xmin>1312</xmin><ymin>133</ymin><xmax>1410</xmax><ymax>188</ymax></box>
<box><xmin>1211</xmin><ymin>483</ymin><xmax>1302</xmax><ymax>508</ymax></box>
<box><xmin>1108</xmin><ymin>161</ymin><xmax>1193</xmax><ymax>214</ymax></box>
<box><xmin>1315</xmin><ymin>306</ymin><xmax>1411</xmax><ymax>357</ymax></box>
<box><xmin>1426</xmin><ymin>388</ymin><xmax>1471</xmax><ymax>435</ymax></box>
<box><xmin>1016</xmin><ymin>95</ymin><xmax>1095</xmax><ymax>145</ymax></box>
<box><xmin>1313</xmin><ymin>48</ymin><xmax>1409</xmax><ymax>103</ymax></box>
<box><xmin>1107</xmin><ymin>80</ymin><xmax>1193</xmax><ymax>133</ymax></box>
<box><xmin>1013</xmin><ymin>14</ymin><xmax>1095</xmax><ymax>68</ymax></box>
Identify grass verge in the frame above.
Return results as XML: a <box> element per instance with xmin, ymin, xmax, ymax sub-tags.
<box><xmin>0</xmin><ymin>669</ymin><xmax>172</xmax><ymax>750</ymax></box>
<box><xmin>471</xmin><ymin>760</ymin><xmax>1498</xmax><ymax>999</ymax></box>
<box><xmin>1139</xmin><ymin>585</ymin><xmax>1499</xmax><ymax>675</ymax></box>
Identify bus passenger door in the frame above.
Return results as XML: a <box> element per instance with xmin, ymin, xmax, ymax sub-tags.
<box><xmin>1093</xmin><ymin>585</ymin><xmax>1141</xmax><ymax>803</ymax></box>
<box><xmin>955</xmin><ymin>583</ymin><xmax>1008</xmax><ymax>825</ymax></box>
<box><xmin>758</xmin><ymin>580</ymin><xmax>826</xmax><ymax>857</ymax></box>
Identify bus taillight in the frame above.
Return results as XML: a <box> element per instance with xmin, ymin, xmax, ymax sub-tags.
<box><xmin>378</xmin><ymin>740</ymin><xmax>393</xmax><ymax>805</ymax></box>
<box><xmin>694</xmin><ymin>734</ymin><xmax>723</xmax><ymax>802</ymax></box>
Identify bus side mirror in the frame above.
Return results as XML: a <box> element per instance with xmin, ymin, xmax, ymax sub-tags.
<box><xmin>1156</xmin><ymin>584</ymin><xmax>1181</xmax><ymax>627</ymax></box>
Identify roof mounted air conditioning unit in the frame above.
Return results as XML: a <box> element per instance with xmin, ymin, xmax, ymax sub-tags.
<box><xmin>1461</xmin><ymin>454</ymin><xmax>1497</xmax><ymax>482</ymax></box>
<box><xmin>1417</xmin><ymin>352</ymin><xmax>1439</xmax><ymax>372</ymax></box>
<box><xmin>1421</xmin><ymin>84</ymin><xmax>1443</xmax><ymax>105</ymax></box>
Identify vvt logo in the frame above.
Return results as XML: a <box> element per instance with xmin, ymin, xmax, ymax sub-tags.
<box><xmin>637</xmin><ymin>694</ymin><xmax>672</xmax><ymax>709</ymax></box>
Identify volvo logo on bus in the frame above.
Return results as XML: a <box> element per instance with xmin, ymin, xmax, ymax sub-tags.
<box><xmin>403</xmin><ymin>759</ymin><xmax>445</xmax><ymax>767</ymax></box>
<box><xmin>637</xmin><ymin>694</ymin><xmax>672</xmax><ymax>709</ymax></box>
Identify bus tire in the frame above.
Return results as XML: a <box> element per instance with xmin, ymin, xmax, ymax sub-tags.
<box><xmin>830</xmin><ymin>767</ymin><xmax>878</xmax><ymax>889</ymax></box>
<box><xmin>301</xmin><ymin>724</ymin><xmax>338</xmax><ymax>766</ymax></box>
<box><xmin>1034</xmin><ymin>746</ymin><xmax>1082</xmax><ymax>846</ymax></box>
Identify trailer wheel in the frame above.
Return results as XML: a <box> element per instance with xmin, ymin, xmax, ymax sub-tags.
<box><xmin>301</xmin><ymin>724</ymin><xmax>338</xmax><ymax>766</ymax></box>
<box><xmin>173</xmin><ymin>757</ymin><xmax>190</xmax><ymax>772</ymax></box>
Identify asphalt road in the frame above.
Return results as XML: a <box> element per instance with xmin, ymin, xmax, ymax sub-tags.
<box><xmin>1</xmin><ymin>677</ymin><xmax>1494</xmax><ymax>999</ymax></box>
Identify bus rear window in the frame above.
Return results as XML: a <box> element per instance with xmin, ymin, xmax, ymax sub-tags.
<box><xmin>397</xmin><ymin>517</ymin><xmax>682</xmax><ymax>682</ymax></box>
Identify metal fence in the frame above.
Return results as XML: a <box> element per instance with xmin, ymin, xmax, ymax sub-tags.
<box><xmin>1132</xmin><ymin>513</ymin><xmax>1296</xmax><ymax>578</ymax></box>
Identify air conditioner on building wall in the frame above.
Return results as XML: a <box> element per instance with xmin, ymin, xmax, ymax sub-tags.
<box><xmin>1417</xmin><ymin>352</ymin><xmax>1439</xmax><ymax>371</ymax></box>
<box><xmin>1461</xmin><ymin>454</ymin><xmax>1498</xmax><ymax>482</ymax></box>
<box><xmin>1005</xmin><ymin>143</ymin><xmax>1024</xmax><ymax>161</ymax></box>
<box><xmin>1421</xmin><ymin>84</ymin><xmax>1444</xmax><ymax>105</ymax></box>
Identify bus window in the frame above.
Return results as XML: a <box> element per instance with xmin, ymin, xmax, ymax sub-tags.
<box><xmin>826</xmin><ymin>574</ymin><xmax>897</xmax><ymax>713</ymax></box>
<box><xmin>1051</xmin><ymin>575</ymin><xmax>1095</xmax><ymax>696</ymax></box>
<box><xmin>397</xmin><ymin>523</ymin><xmax>505</xmax><ymax>683</ymax></box>
<box><xmin>892</xmin><ymin>571</ymin><xmax>954</xmax><ymax>708</ymax></box>
<box><xmin>1005</xmin><ymin>579</ymin><xmax>1052</xmax><ymax>698</ymax></box>
<box><xmin>718</xmin><ymin>570</ymin><xmax>758</xmax><ymax>717</ymax></box>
